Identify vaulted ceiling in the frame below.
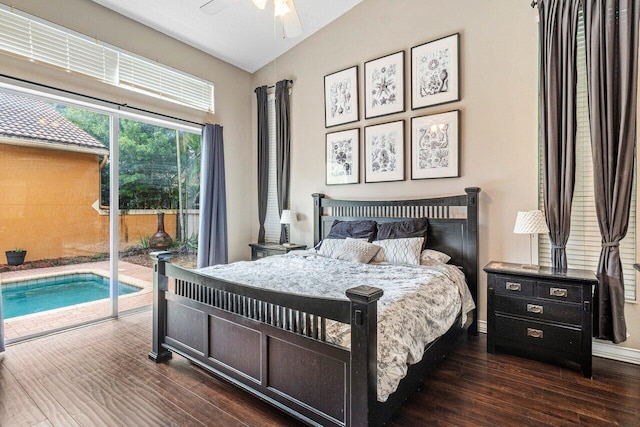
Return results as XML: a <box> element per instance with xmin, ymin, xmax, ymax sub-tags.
<box><xmin>90</xmin><ymin>0</ymin><xmax>363</xmax><ymax>73</ymax></box>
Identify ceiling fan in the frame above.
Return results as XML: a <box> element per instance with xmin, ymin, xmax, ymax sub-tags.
<box><xmin>200</xmin><ymin>0</ymin><xmax>303</xmax><ymax>38</ymax></box>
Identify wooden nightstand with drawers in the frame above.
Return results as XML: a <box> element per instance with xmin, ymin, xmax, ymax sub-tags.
<box><xmin>249</xmin><ymin>242</ymin><xmax>307</xmax><ymax>261</ymax></box>
<box><xmin>484</xmin><ymin>261</ymin><xmax>597</xmax><ymax>378</ymax></box>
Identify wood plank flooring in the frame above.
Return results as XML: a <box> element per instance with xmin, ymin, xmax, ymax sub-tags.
<box><xmin>1</xmin><ymin>310</ymin><xmax>639</xmax><ymax>426</ymax></box>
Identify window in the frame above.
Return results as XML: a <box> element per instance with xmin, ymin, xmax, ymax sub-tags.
<box><xmin>264</xmin><ymin>93</ymin><xmax>282</xmax><ymax>242</ymax></box>
<box><xmin>538</xmin><ymin>10</ymin><xmax>637</xmax><ymax>301</ymax></box>
<box><xmin>0</xmin><ymin>5</ymin><xmax>214</xmax><ymax>112</ymax></box>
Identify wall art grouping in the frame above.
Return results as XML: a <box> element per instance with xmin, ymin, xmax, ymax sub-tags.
<box><xmin>323</xmin><ymin>32</ymin><xmax>461</xmax><ymax>185</ymax></box>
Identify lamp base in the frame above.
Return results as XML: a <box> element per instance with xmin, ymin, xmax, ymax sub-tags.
<box><xmin>282</xmin><ymin>242</ymin><xmax>296</xmax><ymax>247</ymax></box>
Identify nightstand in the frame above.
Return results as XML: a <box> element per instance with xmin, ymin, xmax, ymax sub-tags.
<box><xmin>484</xmin><ymin>261</ymin><xmax>597</xmax><ymax>378</ymax></box>
<box><xmin>249</xmin><ymin>242</ymin><xmax>307</xmax><ymax>261</ymax></box>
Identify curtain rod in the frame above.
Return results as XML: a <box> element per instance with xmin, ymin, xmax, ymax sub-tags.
<box><xmin>254</xmin><ymin>79</ymin><xmax>293</xmax><ymax>92</ymax></box>
<box><xmin>531</xmin><ymin>1</ymin><xmax>538</xmax><ymax>8</ymax></box>
<box><xmin>0</xmin><ymin>73</ymin><xmax>205</xmax><ymax>127</ymax></box>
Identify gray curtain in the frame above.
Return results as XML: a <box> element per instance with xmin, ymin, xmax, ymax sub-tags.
<box><xmin>0</xmin><ymin>286</ymin><xmax>4</xmax><ymax>352</ymax></box>
<box><xmin>197</xmin><ymin>124</ymin><xmax>228</xmax><ymax>268</ymax></box>
<box><xmin>585</xmin><ymin>0</ymin><xmax>639</xmax><ymax>344</ymax></box>
<box><xmin>255</xmin><ymin>86</ymin><xmax>269</xmax><ymax>243</ymax></box>
<box><xmin>539</xmin><ymin>0</ymin><xmax>581</xmax><ymax>270</ymax></box>
<box><xmin>275</xmin><ymin>80</ymin><xmax>291</xmax><ymax>244</ymax></box>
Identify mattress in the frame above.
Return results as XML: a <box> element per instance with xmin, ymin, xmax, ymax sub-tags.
<box><xmin>197</xmin><ymin>251</ymin><xmax>475</xmax><ymax>402</ymax></box>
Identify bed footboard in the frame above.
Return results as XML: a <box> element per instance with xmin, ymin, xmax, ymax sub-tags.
<box><xmin>149</xmin><ymin>252</ymin><xmax>382</xmax><ymax>427</ymax></box>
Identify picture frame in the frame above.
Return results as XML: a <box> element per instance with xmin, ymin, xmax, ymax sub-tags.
<box><xmin>411</xmin><ymin>33</ymin><xmax>460</xmax><ymax>110</ymax></box>
<box><xmin>364</xmin><ymin>120</ymin><xmax>404</xmax><ymax>183</ymax></box>
<box><xmin>324</xmin><ymin>66</ymin><xmax>359</xmax><ymax>128</ymax></box>
<box><xmin>364</xmin><ymin>51</ymin><xmax>405</xmax><ymax>119</ymax></box>
<box><xmin>326</xmin><ymin>128</ymin><xmax>360</xmax><ymax>185</ymax></box>
<box><xmin>411</xmin><ymin>110</ymin><xmax>459</xmax><ymax>180</ymax></box>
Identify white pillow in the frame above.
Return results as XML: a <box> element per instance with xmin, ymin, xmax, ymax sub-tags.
<box><xmin>317</xmin><ymin>238</ymin><xmax>367</xmax><ymax>258</ymax></box>
<box><xmin>420</xmin><ymin>249</ymin><xmax>451</xmax><ymax>265</ymax></box>
<box><xmin>372</xmin><ymin>237</ymin><xmax>424</xmax><ymax>265</ymax></box>
<box><xmin>332</xmin><ymin>238</ymin><xmax>380</xmax><ymax>263</ymax></box>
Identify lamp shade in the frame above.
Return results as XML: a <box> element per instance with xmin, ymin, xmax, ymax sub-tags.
<box><xmin>513</xmin><ymin>210</ymin><xmax>549</xmax><ymax>234</ymax></box>
<box><xmin>280</xmin><ymin>210</ymin><xmax>296</xmax><ymax>225</ymax></box>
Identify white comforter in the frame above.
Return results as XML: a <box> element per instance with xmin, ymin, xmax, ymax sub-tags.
<box><xmin>197</xmin><ymin>251</ymin><xmax>475</xmax><ymax>402</ymax></box>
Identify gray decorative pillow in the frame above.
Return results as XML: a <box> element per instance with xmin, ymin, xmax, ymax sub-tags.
<box><xmin>326</xmin><ymin>220</ymin><xmax>378</xmax><ymax>241</ymax></box>
<box><xmin>372</xmin><ymin>237</ymin><xmax>424</xmax><ymax>265</ymax></box>
<box><xmin>332</xmin><ymin>238</ymin><xmax>380</xmax><ymax>263</ymax></box>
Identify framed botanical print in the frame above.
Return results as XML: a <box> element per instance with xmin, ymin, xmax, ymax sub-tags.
<box><xmin>411</xmin><ymin>33</ymin><xmax>460</xmax><ymax>110</ymax></box>
<box><xmin>364</xmin><ymin>51</ymin><xmax>405</xmax><ymax>119</ymax></box>
<box><xmin>411</xmin><ymin>110</ymin><xmax>459</xmax><ymax>179</ymax></box>
<box><xmin>364</xmin><ymin>120</ymin><xmax>404</xmax><ymax>183</ymax></box>
<box><xmin>326</xmin><ymin>128</ymin><xmax>360</xmax><ymax>185</ymax></box>
<box><xmin>324</xmin><ymin>66</ymin><xmax>359</xmax><ymax>128</ymax></box>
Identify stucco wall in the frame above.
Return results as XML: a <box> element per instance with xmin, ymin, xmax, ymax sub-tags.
<box><xmin>251</xmin><ymin>0</ymin><xmax>640</xmax><ymax>353</ymax></box>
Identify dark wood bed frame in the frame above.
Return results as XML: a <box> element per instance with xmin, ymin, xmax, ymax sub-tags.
<box><xmin>149</xmin><ymin>187</ymin><xmax>480</xmax><ymax>427</ymax></box>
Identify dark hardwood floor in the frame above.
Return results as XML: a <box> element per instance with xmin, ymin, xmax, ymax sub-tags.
<box><xmin>1</xmin><ymin>310</ymin><xmax>639</xmax><ymax>426</ymax></box>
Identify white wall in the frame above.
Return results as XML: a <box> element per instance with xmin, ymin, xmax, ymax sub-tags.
<box><xmin>0</xmin><ymin>0</ymin><xmax>254</xmax><ymax>262</ymax></box>
<box><xmin>252</xmin><ymin>0</ymin><xmax>640</xmax><ymax>353</ymax></box>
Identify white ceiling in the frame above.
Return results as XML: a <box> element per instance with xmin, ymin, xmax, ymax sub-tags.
<box><xmin>90</xmin><ymin>0</ymin><xmax>362</xmax><ymax>73</ymax></box>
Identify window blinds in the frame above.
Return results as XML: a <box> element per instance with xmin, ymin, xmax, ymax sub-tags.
<box><xmin>0</xmin><ymin>6</ymin><xmax>214</xmax><ymax>113</ymax></box>
<box><xmin>264</xmin><ymin>94</ymin><xmax>281</xmax><ymax>243</ymax></box>
<box><xmin>538</xmin><ymin>12</ymin><xmax>637</xmax><ymax>301</ymax></box>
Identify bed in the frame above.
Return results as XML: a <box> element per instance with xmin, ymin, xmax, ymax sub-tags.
<box><xmin>149</xmin><ymin>187</ymin><xmax>480</xmax><ymax>426</ymax></box>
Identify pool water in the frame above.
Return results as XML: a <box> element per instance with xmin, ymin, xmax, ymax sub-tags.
<box><xmin>2</xmin><ymin>274</ymin><xmax>141</xmax><ymax>319</ymax></box>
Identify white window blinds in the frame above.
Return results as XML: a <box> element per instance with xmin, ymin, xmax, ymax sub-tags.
<box><xmin>0</xmin><ymin>6</ymin><xmax>214</xmax><ymax>112</ymax></box>
<box><xmin>538</xmin><ymin>11</ymin><xmax>637</xmax><ymax>301</ymax></box>
<box><xmin>264</xmin><ymin>94</ymin><xmax>281</xmax><ymax>243</ymax></box>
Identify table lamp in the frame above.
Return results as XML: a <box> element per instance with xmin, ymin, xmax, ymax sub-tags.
<box><xmin>280</xmin><ymin>210</ymin><xmax>296</xmax><ymax>246</ymax></box>
<box><xmin>513</xmin><ymin>210</ymin><xmax>549</xmax><ymax>269</ymax></box>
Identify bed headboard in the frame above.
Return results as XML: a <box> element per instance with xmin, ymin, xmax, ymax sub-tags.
<box><xmin>312</xmin><ymin>187</ymin><xmax>480</xmax><ymax>334</ymax></box>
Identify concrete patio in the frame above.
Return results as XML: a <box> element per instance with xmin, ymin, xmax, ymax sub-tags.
<box><xmin>1</xmin><ymin>260</ymin><xmax>153</xmax><ymax>340</ymax></box>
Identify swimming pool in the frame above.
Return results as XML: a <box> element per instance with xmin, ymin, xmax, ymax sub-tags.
<box><xmin>1</xmin><ymin>273</ymin><xmax>141</xmax><ymax>319</ymax></box>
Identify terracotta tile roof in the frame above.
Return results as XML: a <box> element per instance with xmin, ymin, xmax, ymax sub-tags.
<box><xmin>0</xmin><ymin>91</ymin><xmax>107</xmax><ymax>153</ymax></box>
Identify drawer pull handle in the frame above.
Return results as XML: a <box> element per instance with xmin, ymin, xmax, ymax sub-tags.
<box><xmin>527</xmin><ymin>328</ymin><xmax>544</xmax><ymax>339</ymax></box>
<box><xmin>550</xmin><ymin>287</ymin><xmax>568</xmax><ymax>298</ymax></box>
<box><xmin>506</xmin><ymin>282</ymin><xmax>522</xmax><ymax>291</ymax></box>
<box><xmin>527</xmin><ymin>304</ymin><xmax>544</xmax><ymax>314</ymax></box>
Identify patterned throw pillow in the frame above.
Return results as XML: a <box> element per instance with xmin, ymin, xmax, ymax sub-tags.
<box><xmin>332</xmin><ymin>238</ymin><xmax>381</xmax><ymax>263</ymax></box>
<box><xmin>317</xmin><ymin>238</ymin><xmax>367</xmax><ymax>258</ymax></box>
<box><xmin>420</xmin><ymin>249</ymin><xmax>451</xmax><ymax>265</ymax></box>
<box><xmin>372</xmin><ymin>237</ymin><xmax>424</xmax><ymax>265</ymax></box>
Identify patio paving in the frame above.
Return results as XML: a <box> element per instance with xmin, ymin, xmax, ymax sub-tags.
<box><xmin>1</xmin><ymin>260</ymin><xmax>154</xmax><ymax>340</ymax></box>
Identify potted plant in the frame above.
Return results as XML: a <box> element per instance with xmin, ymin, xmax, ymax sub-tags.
<box><xmin>5</xmin><ymin>247</ymin><xmax>27</xmax><ymax>266</ymax></box>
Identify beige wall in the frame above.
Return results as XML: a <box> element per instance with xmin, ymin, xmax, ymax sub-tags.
<box><xmin>0</xmin><ymin>0</ymin><xmax>253</xmax><ymax>262</ymax></box>
<box><xmin>252</xmin><ymin>0</ymin><xmax>640</xmax><ymax>352</ymax></box>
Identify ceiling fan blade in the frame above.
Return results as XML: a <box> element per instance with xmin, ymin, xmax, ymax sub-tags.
<box><xmin>251</xmin><ymin>0</ymin><xmax>268</xmax><ymax>9</ymax></box>
<box><xmin>282</xmin><ymin>0</ymin><xmax>303</xmax><ymax>38</ymax></box>
<box><xmin>200</xmin><ymin>0</ymin><xmax>239</xmax><ymax>16</ymax></box>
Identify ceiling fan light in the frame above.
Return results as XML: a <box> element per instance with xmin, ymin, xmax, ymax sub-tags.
<box><xmin>251</xmin><ymin>0</ymin><xmax>268</xmax><ymax>9</ymax></box>
<box><xmin>274</xmin><ymin>0</ymin><xmax>291</xmax><ymax>17</ymax></box>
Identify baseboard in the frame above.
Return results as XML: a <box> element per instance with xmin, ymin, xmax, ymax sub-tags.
<box><xmin>476</xmin><ymin>320</ymin><xmax>640</xmax><ymax>365</ymax></box>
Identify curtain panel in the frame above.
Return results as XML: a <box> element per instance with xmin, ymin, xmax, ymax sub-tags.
<box><xmin>255</xmin><ymin>86</ymin><xmax>269</xmax><ymax>243</ymax></box>
<box><xmin>197</xmin><ymin>124</ymin><xmax>228</xmax><ymax>267</ymax></box>
<box><xmin>584</xmin><ymin>0</ymin><xmax>640</xmax><ymax>343</ymax></box>
<box><xmin>275</xmin><ymin>80</ymin><xmax>292</xmax><ymax>244</ymax></box>
<box><xmin>538</xmin><ymin>0</ymin><xmax>581</xmax><ymax>270</ymax></box>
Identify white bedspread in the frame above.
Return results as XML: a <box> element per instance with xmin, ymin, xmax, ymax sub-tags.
<box><xmin>197</xmin><ymin>252</ymin><xmax>475</xmax><ymax>402</ymax></box>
